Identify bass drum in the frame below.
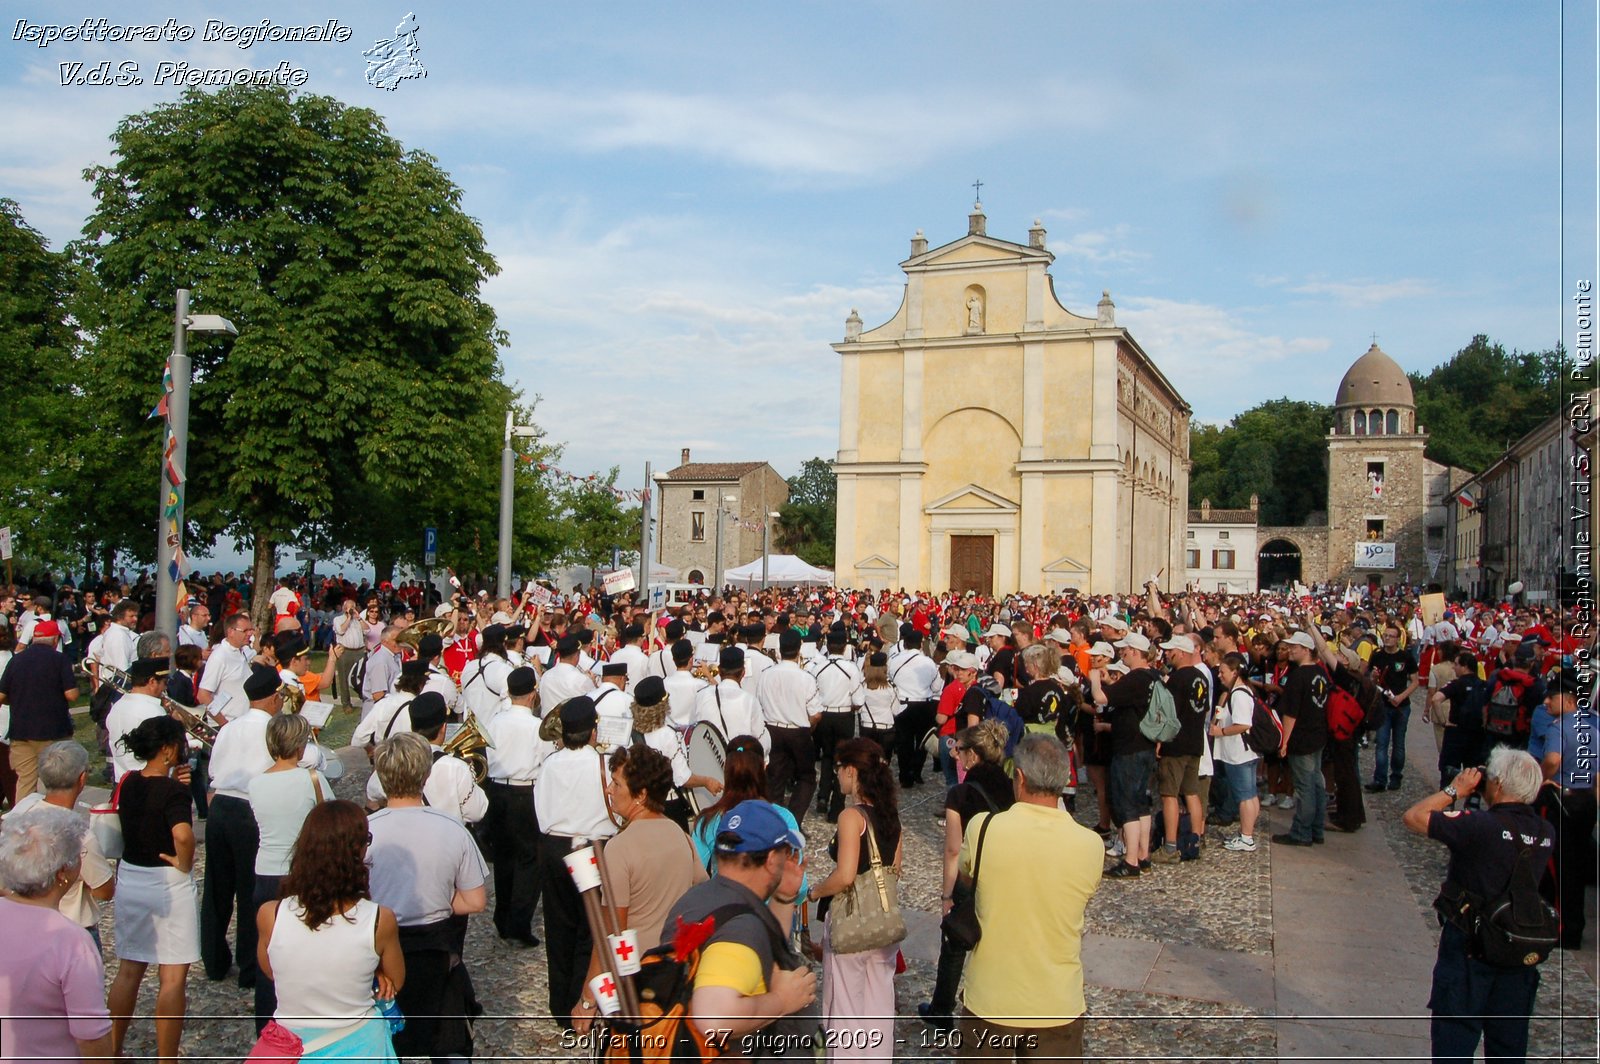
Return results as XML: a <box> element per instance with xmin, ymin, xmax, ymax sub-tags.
<box><xmin>684</xmin><ymin>721</ymin><xmax>728</xmax><ymax>814</ymax></box>
<box><xmin>315</xmin><ymin>745</ymin><xmax>346</xmax><ymax>781</ymax></box>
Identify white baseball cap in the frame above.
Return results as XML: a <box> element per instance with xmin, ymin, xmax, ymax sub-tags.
<box><xmin>1282</xmin><ymin>631</ymin><xmax>1317</xmax><ymax>650</ymax></box>
<box><xmin>1101</xmin><ymin>616</ymin><xmax>1130</xmax><ymax>633</ymax></box>
<box><xmin>1158</xmin><ymin>634</ymin><xmax>1197</xmax><ymax>654</ymax></box>
<box><xmin>1046</xmin><ymin>627</ymin><xmax>1073</xmax><ymax>644</ymax></box>
<box><xmin>1113</xmin><ymin>631</ymin><xmax>1152</xmax><ymax>653</ymax></box>
<box><xmin>982</xmin><ymin>623</ymin><xmax>1011</xmax><ymax>639</ymax></box>
<box><xmin>946</xmin><ymin>651</ymin><xmax>981</xmax><ymax>671</ymax></box>
<box><xmin>1088</xmin><ymin>641</ymin><xmax>1116</xmax><ymax>659</ymax></box>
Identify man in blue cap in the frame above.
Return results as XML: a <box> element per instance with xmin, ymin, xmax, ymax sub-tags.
<box><xmin>660</xmin><ymin>800</ymin><xmax>816</xmax><ymax>1050</ymax></box>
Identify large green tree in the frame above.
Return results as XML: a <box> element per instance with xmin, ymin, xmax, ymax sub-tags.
<box><xmin>1411</xmin><ymin>335</ymin><xmax>1575</xmax><ymax>472</ymax></box>
<box><xmin>72</xmin><ymin>86</ymin><xmax>509</xmax><ymax>624</ymax></box>
<box><xmin>0</xmin><ymin>200</ymin><xmax>85</xmax><ymax>574</ymax></box>
<box><xmin>1187</xmin><ymin>399</ymin><xmax>1332</xmax><ymax>525</ymax></box>
<box><xmin>557</xmin><ymin>468</ymin><xmax>642</xmax><ymax>578</ymax></box>
<box><xmin>776</xmin><ymin>456</ymin><xmax>836</xmax><ymax>566</ymax></box>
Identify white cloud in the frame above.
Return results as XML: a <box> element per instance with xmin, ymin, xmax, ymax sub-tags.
<box><xmin>1282</xmin><ymin>276</ymin><xmax>1438</xmax><ymax>307</ymax></box>
<box><xmin>1048</xmin><ymin>223</ymin><xmax>1147</xmax><ymax>266</ymax></box>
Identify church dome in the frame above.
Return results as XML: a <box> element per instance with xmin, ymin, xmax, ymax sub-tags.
<box><xmin>1334</xmin><ymin>343</ymin><xmax>1413</xmax><ymax>409</ymax></box>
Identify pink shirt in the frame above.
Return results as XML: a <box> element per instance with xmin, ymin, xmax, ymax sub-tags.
<box><xmin>0</xmin><ymin>898</ymin><xmax>112</xmax><ymax>1059</ymax></box>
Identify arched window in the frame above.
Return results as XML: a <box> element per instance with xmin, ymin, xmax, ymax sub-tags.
<box><xmin>1352</xmin><ymin>410</ymin><xmax>1366</xmax><ymax>435</ymax></box>
<box><xmin>1368</xmin><ymin>409</ymin><xmax>1383</xmax><ymax>435</ymax></box>
<box><xmin>1385</xmin><ymin>409</ymin><xmax>1399</xmax><ymax>435</ymax></box>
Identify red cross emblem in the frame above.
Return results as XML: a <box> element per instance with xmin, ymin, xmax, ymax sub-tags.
<box><xmin>598</xmin><ymin>976</ymin><xmax>615</xmax><ymax>996</ymax></box>
<box><xmin>614</xmin><ymin>939</ymin><xmax>635</xmax><ymax>961</ymax></box>
<box><xmin>589</xmin><ymin>854</ymin><xmax>600</xmax><ymax>869</ymax></box>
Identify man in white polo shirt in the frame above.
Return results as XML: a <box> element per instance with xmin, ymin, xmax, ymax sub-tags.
<box><xmin>197</xmin><ymin>612</ymin><xmax>256</xmax><ymax>722</ymax></box>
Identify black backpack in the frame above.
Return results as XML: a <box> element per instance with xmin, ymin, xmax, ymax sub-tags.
<box><xmin>1439</xmin><ymin>813</ymin><xmax>1560</xmax><ymax>969</ymax></box>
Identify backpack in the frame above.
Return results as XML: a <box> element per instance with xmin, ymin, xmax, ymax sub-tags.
<box><xmin>1436</xmin><ymin>813</ymin><xmax>1561</xmax><ymax>969</ymax></box>
<box><xmin>601</xmin><ymin>902</ymin><xmax>790</xmax><ymax>1063</ymax></box>
<box><xmin>1324</xmin><ymin>668</ymin><xmax>1365</xmax><ymax>742</ymax></box>
<box><xmin>978</xmin><ymin>688</ymin><xmax>1025</xmax><ymax>757</ymax></box>
<box><xmin>1236</xmin><ymin>687</ymin><xmax>1284</xmax><ymax>756</ymax></box>
<box><xmin>1485</xmin><ymin>680</ymin><xmax>1524</xmax><ymax>737</ymax></box>
<box><xmin>1139</xmin><ymin>678</ymin><xmax>1181</xmax><ymax>744</ymax></box>
<box><xmin>348</xmin><ymin>654</ymin><xmax>369</xmax><ymax>696</ymax></box>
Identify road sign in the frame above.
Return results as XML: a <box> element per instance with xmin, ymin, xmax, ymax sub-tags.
<box><xmin>0</xmin><ymin>526</ymin><xmax>11</xmax><ymax>562</ymax></box>
<box><xmin>424</xmin><ymin>526</ymin><xmax>438</xmax><ymax>567</ymax></box>
<box><xmin>295</xmin><ymin>551</ymin><xmax>319</xmax><ymax>562</ymax></box>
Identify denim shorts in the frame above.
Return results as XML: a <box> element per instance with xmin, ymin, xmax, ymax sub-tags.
<box><xmin>1222</xmin><ymin>758</ymin><xmax>1259</xmax><ymax>802</ymax></box>
<box><xmin>1109</xmin><ymin>749</ymin><xmax>1156</xmax><ymax>823</ymax></box>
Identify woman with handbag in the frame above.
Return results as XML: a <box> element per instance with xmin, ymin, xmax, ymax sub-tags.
<box><xmin>248</xmin><ymin>712</ymin><xmax>332</xmax><ymax>1031</ymax></box>
<box><xmin>808</xmin><ymin>738</ymin><xmax>903</xmax><ymax>1061</ymax></box>
<box><xmin>255</xmin><ymin>799</ymin><xmax>406</xmax><ymax>1061</ymax></box>
<box><xmin>919</xmin><ymin>720</ymin><xmax>1015</xmax><ymax>1030</ymax></box>
<box><xmin>106</xmin><ymin>715</ymin><xmax>200</xmax><ymax>1061</ymax></box>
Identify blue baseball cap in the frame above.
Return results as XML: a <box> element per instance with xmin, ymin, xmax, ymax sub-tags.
<box><xmin>714</xmin><ymin>800</ymin><xmax>805</xmax><ymax>855</ymax></box>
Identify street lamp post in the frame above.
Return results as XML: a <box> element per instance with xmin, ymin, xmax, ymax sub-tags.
<box><xmin>713</xmin><ymin>494</ymin><xmax>736</xmax><ymax>591</ymax></box>
<box><xmin>761</xmin><ymin>511</ymin><xmax>780</xmax><ymax>588</ymax></box>
<box><xmin>499</xmin><ymin>412</ymin><xmax>542</xmax><ymax>600</ymax></box>
<box><xmin>156</xmin><ymin>289</ymin><xmax>236</xmax><ymax>643</ymax></box>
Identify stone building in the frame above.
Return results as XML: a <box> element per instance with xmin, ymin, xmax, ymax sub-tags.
<box><xmin>1185</xmin><ymin>497</ymin><xmax>1260</xmax><ymax>592</ymax></box>
<box><xmin>653</xmin><ymin>450</ymin><xmax>788</xmax><ymax>585</ymax></box>
<box><xmin>831</xmin><ymin>205</ymin><xmax>1190</xmax><ymax>595</ymax></box>
<box><xmin>1250</xmin><ymin>343</ymin><xmax>1470</xmax><ymax>589</ymax></box>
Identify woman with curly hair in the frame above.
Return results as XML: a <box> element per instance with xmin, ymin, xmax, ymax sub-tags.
<box><xmin>571</xmin><ymin>743</ymin><xmax>707</xmax><ymax>1031</ymax></box>
<box><xmin>808</xmin><ymin>738</ymin><xmax>903</xmax><ymax>1061</ymax></box>
<box><xmin>629</xmin><ymin>676</ymin><xmax>722</xmax><ymax>830</ymax></box>
<box><xmin>256</xmin><ymin>799</ymin><xmax>405</xmax><ymax>1061</ymax></box>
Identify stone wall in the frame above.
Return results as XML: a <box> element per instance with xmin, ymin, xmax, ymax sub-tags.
<box><xmin>1256</xmin><ymin>525</ymin><xmax>1330</xmax><ymax>585</ymax></box>
<box><xmin>1326</xmin><ymin>435</ymin><xmax>1428</xmax><ymax>586</ymax></box>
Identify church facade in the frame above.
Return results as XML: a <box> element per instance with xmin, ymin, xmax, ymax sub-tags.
<box><xmin>831</xmin><ymin>206</ymin><xmax>1190</xmax><ymax>596</ymax></box>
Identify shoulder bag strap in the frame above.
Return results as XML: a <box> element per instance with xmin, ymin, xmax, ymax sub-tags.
<box><xmin>381</xmin><ymin>697</ymin><xmax>414</xmax><ymax>740</ymax></box>
<box><xmin>966</xmin><ymin>779</ymin><xmax>998</xmax><ymax>814</ymax></box>
<box><xmin>308</xmin><ymin>768</ymin><xmax>325</xmax><ymax>804</ymax></box>
<box><xmin>859</xmin><ymin>813</ymin><xmax>893</xmax><ymax>911</ymax></box>
<box><xmin>969</xmin><ymin>807</ymin><xmax>996</xmax><ymax>887</ymax></box>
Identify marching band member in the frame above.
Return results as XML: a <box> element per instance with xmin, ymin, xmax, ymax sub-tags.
<box><xmin>484</xmin><ymin>667</ymin><xmax>550</xmax><ymax>946</ymax></box>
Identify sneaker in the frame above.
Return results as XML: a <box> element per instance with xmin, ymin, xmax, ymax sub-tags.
<box><xmin>1105</xmin><ymin>862</ymin><xmax>1142</xmax><ymax>878</ymax></box>
<box><xmin>1364</xmin><ymin>782</ymin><xmax>1387</xmax><ymax>794</ymax></box>
<box><xmin>1278</xmin><ymin>794</ymin><xmax>1297</xmax><ymax>809</ymax></box>
<box><xmin>1106</xmin><ymin>838</ymin><xmax>1126</xmax><ymax>858</ymax></box>
<box><xmin>1138</xmin><ymin>859</ymin><xmax>1151</xmax><ymax>871</ymax></box>
<box><xmin>1224</xmin><ymin>835</ymin><xmax>1257</xmax><ymax>852</ymax></box>
<box><xmin>1150</xmin><ymin>846</ymin><xmax>1182</xmax><ymax>865</ymax></box>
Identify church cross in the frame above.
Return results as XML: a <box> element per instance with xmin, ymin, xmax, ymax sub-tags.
<box><xmin>972</xmin><ymin>179</ymin><xmax>983</xmax><ymax>202</ymax></box>
<box><xmin>1370</xmin><ymin>332</ymin><xmax>1379</xmax><ymax>345</ymax></box>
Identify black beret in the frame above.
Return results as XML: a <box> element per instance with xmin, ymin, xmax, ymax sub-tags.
<box><xmin>127</xmin><ymin>656</ymin><xmax>170</xmax><ymax>684</ymax></box>
<box><xmin>408</xmin><ymin>691</ymin><xmax>448</xmax><ymax>735</ymax></box>
<box><xmin>719</xmin><ymin>646</ymin><xmax>745</xmax><ymax>672</ymax></box>
<box><xmin>560</xmin><ymin>695</ymin><xmax>598</xmax><ymax>731</ymax></box>
<box><xmin>417</xmin><ymin>633</ymin><xmax>444</xmax><ymax>660</ymax></box>
<box><xmin>633</xmin><ymin>675</ymin><xmax>667</xmax><ymax>707</ymax></box>
<box><xmin>622</xmin><ymin>623</ymin><xmax>645</xmax><ymax>641</ymax></box>
<box><xmin>243</xmin><ymin>664</ymin><xmax>282</xmax><ymax>702</ymax></box>
<box><xmin>276</xmin><ymin>636</ymin><xmax>309</xmax><ymax>661</ymax></box>
<box><xmin>665</xmin><ymin>619</ymin><xmax>686</xmax><ymax>640</ymax></box>
<box><xmin>671</xmin><ymin>638</ymin><xmax>695</xmax><ymax>663</ymax></box>
<box><xmin>557</xmin><ymin>634</ymin><xmax>582</xmax><ymax>655</ymax></box>
<box><xmin>401</xmin><ymin>658</ymin><xmax>430</xmax><ymax>679</ymax></box>
<box><xmin>899</xmin><ymin>622</ymin><xmax>918</xmax><ymax>641</ymax></box>
<box><xmin>506</xmin><ymin>666</ymin><xmax>537</xmax><ymax>697</ymax></box>
<box><xmin>779</xmin><ymin>630</ymin><xmax>802</xmax><ymax>656</ymax></box>
<box><xmin>869</xmin><ymin>652</ymin><xmax>889</xmax><ymax>667</ymax></box>
<box><xmin>602</xmin><ymin>662</ymin><xmax>628</xmax><ymax>677</ymax></box>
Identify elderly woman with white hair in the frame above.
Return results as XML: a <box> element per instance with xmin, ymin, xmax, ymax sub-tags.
<box><xmin>1402</xmin><ymin>745</ymin><xmax>1555</xmax><ymax>1064</ymax></box>
<box><xmin>0</xmin><ymin>807</ymin><xmax>114</xmax><ymax>1062</ymax></box>
<box><xmin>10</xmin><ymin>740</ymin><xmax>116</xmax><ymax>946</ymax></box>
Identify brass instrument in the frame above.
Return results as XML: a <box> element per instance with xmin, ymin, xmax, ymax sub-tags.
<box><xmin>442</xmin><ymin>714</ymin><xmax>493</xmax><ymax>782</ymax></box>
<box><xmin>100</xmin><ymin>664</ymin><xmax>217</xmax><ymax>751</ymax></box>
<box><xmin>277</xmin><ymin>681</ymin><xmax>307</xmax><ymax>715</ymax></box>
<box><xmin>691</xmin><ymin>662</ymin><xmax>720</xmax><ymax>683</ymax></box>
<box><xmin>397</xmin><ymin>615</ymin><xmax>456</xmax><ymax>651</ymax></box>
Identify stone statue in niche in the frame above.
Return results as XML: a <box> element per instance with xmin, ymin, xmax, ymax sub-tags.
<box><xmin>966</xmin><ymin>292</ymin><xmax>984</xmax><ymax>333</ymax></box>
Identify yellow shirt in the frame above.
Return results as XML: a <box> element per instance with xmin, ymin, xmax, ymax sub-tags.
<box><xmin>959</xmin><ymin>803</ymin><xmax>1102</xmax><ymax>1026</ymax></box>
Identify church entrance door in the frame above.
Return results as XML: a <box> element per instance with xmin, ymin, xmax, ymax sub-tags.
<box><xmin>950</xmin><ymin>535</ymin><xmax>994</xmax><ymax>597</ymax></box>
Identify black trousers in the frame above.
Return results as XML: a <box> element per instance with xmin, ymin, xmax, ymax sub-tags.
<box><xmin>250</xmin><ymin>874</ymin><xmax>283</xmax><ymax>1032</ymax></box>
<box><xmin>539</xmin><ymin>833</ymin><xmax>592</xmax><ymax>1019</ymax></box>
<box><xmin>201</xmin><ymin>794</ymin><xmax>260</xmax><ymax>983</ymax></box>
<box><xmin>1538</xmin><ymin>785</ymin><xmax>1596</xmax><ymax>947</ymax></box>
<box><xmin>861</xmin><ymin>725</ymin><xmax>895</xmax><ymax>764</ymax></box>
<box><xmin>394</xmin><ymin>916</ymin><xmax>477</xmax><ymax>1061</ymax></box>
<box><xmin>813</xmin><ymin>712</ymin><xmax>856</xmax><ymax>818</ymax></box>
<box><xmin>1326</xmin><ymin>736</ymin><xmax>1365</xmax><ymax>830</ymax></box>
<box><xmin>896</xmin><ymin>701</ymin><xmax>938</xmax><ymax>786</ymax></box>
<box><xmin>486</xmin><ymin>781</ymin><xmax>541</xmax><ymax>939</ymax></box>
<box><xmin>767</xmin><ymin>725</ymin><xmax>817</xmax><ymax>824</ymax></box>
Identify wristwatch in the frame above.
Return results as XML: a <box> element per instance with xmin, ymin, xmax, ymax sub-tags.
<box><xmin>1443</xmin><ymin>784</ymin><xmax>1459</xmax><ymax>799</ymax></box>
<box><xmin>579</xmin><ymin>999</ymin><xmax>596</xmax><ymax>1012</ymax></box>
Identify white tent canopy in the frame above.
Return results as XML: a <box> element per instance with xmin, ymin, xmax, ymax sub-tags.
<box><xmin>721</xmin><ymin>554</ymin><xmax>835</xmax><ymax>588</ymax></box>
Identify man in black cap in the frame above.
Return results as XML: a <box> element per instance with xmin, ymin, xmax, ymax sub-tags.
<box><xmin>592</xmin><ymin>661</ymin><xmax>632</xmax><ymax>739</ymax></box>
<box><xmin>809</xmin><ymin>631</ymin><xmax>866</xmax><ymax>819</ymax></box>
<box><xmin>693</xmin><ymin>646</ymin><xmax>770</xmax><ymax>756</ymax></box>
<box><xmin>202</xmin><ymin>663</ymin><xmax>289</xmax><ymax>986</ymax></box>
<box><xmin>541</xmin><ymin>634</ymin><xmax>595</xmax><ymax>716</ymax></box>
<box><xmin>601</xmin><ymin>622</ymin><xmax>650</xmax><ymax>692</ymax></box>
<box><xmin>105</xmin><ymin>656</ymin><xmax>171</xmax><ymax>781</ymax></box>
<box><xmin>533</xmin><ymin>696</ymin><xmax>615</xmax><ymax>1025</ymax></box>
<box><xmin>365</xmin><ymin>691</ymin><xmax>487</xmax><ymax>824</ymax></box>
<box><xmin>663</xmin><ymin>638</ymin><xmax>707</xmax><ymax>730</ymax></box>
<box><xmin>758</xmin><ymin>630</ymin><xmax>821</xmax><ymax>822</ymax></box>
<box><xmin>737</xmin><ymin>622</ymin><xmax>775</xmax><ymax>697</ymax></box>
<box><xmin>416</xmin><ymin>631</ymin><xmax>460</xmax><ymax>714</ymax></box>
<box><xmin>889</xmin><ymin>624</ymin><xmax>941</xmax><ymax>787</ymax></box>
<box><xmin>485</xmin><ymin>666</ymin><xmax>547</xmax><ymax>945</ymax></box>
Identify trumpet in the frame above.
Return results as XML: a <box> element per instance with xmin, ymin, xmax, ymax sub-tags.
<box><xmin>100</xmin><ymin>665</ymin><xmax>217</xmax><ymax>751</ymax></box>
<box><xmin>692</xmin><ymin>662</ymin><xmax>720</xmax><ymax>683</ymax></box>
<box><xmin>442</xmin><ymin>714</ymin><xmax>493</xmax><ymax>782</ymax></box>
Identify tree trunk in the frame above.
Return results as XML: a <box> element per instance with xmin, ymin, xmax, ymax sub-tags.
<box><xmin>373</xmin><ymin>553</ymin><xmax>396</xmax><ymax>588</ymax></box>
<box><xmin>250</xmin><ymin>532</ymin><xmax>276</xmax><ymax>633</ymax></box>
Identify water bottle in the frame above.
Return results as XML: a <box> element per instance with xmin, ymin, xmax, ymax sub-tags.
<box><xmin>375</xmin><ymin>992</ymin><xmax>405</xmax><ymax>1034</ymax></box>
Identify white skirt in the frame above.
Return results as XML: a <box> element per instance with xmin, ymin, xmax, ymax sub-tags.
<box><xmin>115</xmin><ymin>862</ymin><xmax>201</xmax><ymax>964</ymax></box>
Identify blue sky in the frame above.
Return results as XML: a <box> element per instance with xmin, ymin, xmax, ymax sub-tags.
<box><xmin>3</xmin><ymin>1</ymin><xmax>1594</xmax><ymax>515</ymax></box>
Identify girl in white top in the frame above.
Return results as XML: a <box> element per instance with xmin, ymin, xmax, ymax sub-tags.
<box><xmin>258</xmin><ymin>799</ymin><xmax>404</xmax><ymax>1061</ymax></box>
<box><xmin>859</xmin><ymin>654</ymin><xmax>900</xmax><ymax>736</ymax></box>
<box><xmin>1208</xmin><ymin>652</ymin><xmax>1261</xmax><ymax>851</ymax></box>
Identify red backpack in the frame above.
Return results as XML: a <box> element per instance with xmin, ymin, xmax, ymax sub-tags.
<box><xmin>1322</xmin><ymin>666</ymin><xmax>1366</xmax><ymax>741</ymax></box>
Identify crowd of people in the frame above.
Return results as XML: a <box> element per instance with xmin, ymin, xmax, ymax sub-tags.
<box><xmin>0</xmin><ymin>568</ymin><xmax>1591</xmax><ymax>1061</ymax></box>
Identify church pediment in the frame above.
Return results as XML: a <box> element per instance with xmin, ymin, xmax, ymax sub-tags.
<box><xmin>1043</xmin><ymin>555</ymin><xmax>1089</xmax><ymax>573</ymax></box>
<box><xmin>904</xmin><ymin>233</ymin><xmax>1051</xmax><ymax>270</ymax></box>
<box><xmin>855</xmin><ymin>553</ymin><xmax>898</xmax><ymax>571</ymax></box>
<box><xmin>926</xmin><ymin>484</ymin><xmax>1019</xmax><ymax>513</ymax></box>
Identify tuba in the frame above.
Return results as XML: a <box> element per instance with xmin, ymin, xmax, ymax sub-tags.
<box><xmin>277</xmin><ymin>681</ymin><xmax>307</xmax><ymax>716</ymax></box>
<box><xmin>442</xmin><ymin>715</ymin><xmax>493</xmax><ymax>782</ymax></box>
<box><xmin>396</xmin><ymin>615</ymin><xmax>456</xmax><ymax>652</ymax></box>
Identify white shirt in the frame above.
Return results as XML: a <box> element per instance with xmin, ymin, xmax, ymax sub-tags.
<box><xmin>365</xmin><ymin>746</ymin><xmax>488</xmax><ymax>824</ymax></box>
<box><xmin>637</xmin><ymin>723</ymin><xmax>694</xmax><ymax>788</ymax></box>
<box><xmin>663</xmin><ymin>670</ymin><xmax>708</xmax><ymax>731</ymax></box>
<box><xmin>739</xmin><ymin>645</ymin><xmax>774</xmax><ymax>697</ymax></box>
<box><xmin>177</xmin><ymin>624</ymin><xmax>210</xmax><ymax>653</ymax></box>
<box><xmin>533</xmin><ymin>745</ymin><xmax>618</xmax><ymax>839</ymax></box>
<box><xmin>269</xmin><ymin>586</ymin><xmax>299</xmax><ymax>616</ymax></box>
<box><xmin>808</xmin><ymin>654</ymin><xmax>865</xmax><ymax>712</ymax></box>
<box><xmin>592</xmin><ymin>644</ymin><xmax>648</xmax><ymax>692</ymax></box>
<box><xmin>591</xmin><ymin>682</ymin><xmax>632</xmax><ymax>740</ymax></box>
<box><xmin>693</xmin><ymin>680</ymin><xmax>769</xmax><ymax>756</ymax></box>
<box><xmin>209</xmin><ymin>707</ymin><xmax>277</xmax><ymax>799</ymax></box>
<box><xmin>199</xmin><ymin>642</ymin><xmax>254</xmax><ymax>721</ymax></box>
<box><xmin>643</xmin><ymin>646</ymin><xmax>677</xmax><ymax>680</ymax></box>
<box><xmin>539</xmin><ymin>661</ymin><xmax>596</xmax><ymax>716</ymax></box>
<box><xmin>860</xmin><ymin>685</ymin><xmax>899</xmax><ymax>731</ymax></box>
<box><xmin>1214</xmin><ymin>683</ymin><xmax>1258</xmax><ymax>765</ymax></box>
<box><xmin>106</xmin><ymin>691</ymin><xmax>166</xmax><ymax>779</ymax></box>
<box><xmin>88</xmin><ymin>622</ymin><xmax>137</xmax><ymax>673</ymax></box>
<box><xmin>485</xmin><ymin>703</ymin><xmax>554</xmax><ymax>784</ymax></box>
<box><xmin>361</xmin><ymin>646</ymin><xmax>403</xmax><ymax>713</ymax></box>
<box><xmin>459</xmin><ymin>654</ymin><xmax>512</xmax><ymax>725</ymax></box>
<box><xmin>889</xmin><ymin>649</ymin><xmax>942</xmax><ymax>706</ymax></box>
<box><xmin>352</xmin><ymin>692</ymin><xmax>415</xmax><ymax>748</ymax></box>
<box><xmin>424</xmin><ymin>666</ymin><xmax>459</xmax><ymax>712</ymax></box>
<box><xmin>334</xmin><ymin>613</ymin><xmax>367</xmax><ymax>650</ymax></box>
<box><xmin>756</xmin><ymin>660</ymin><xmax>820</xmax><ymax>729</ymax></box>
